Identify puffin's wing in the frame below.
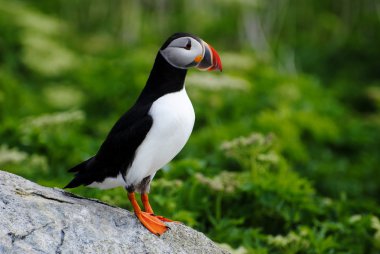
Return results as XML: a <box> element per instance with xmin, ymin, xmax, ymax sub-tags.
<box><xmin>65</xmin><ymin>105</ymin><xmax>153</xmax><ymax>188</ymax></box>
<box><xmin>96</xmin><ymin>113</ymin><xmax>153</xmax><ymax>171</ymax></box>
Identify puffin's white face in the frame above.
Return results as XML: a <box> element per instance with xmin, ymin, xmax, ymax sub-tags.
<box><xmin>160</xmin><ymin>37</ymin><xmax>204</xmax><ymax>69</ymax></box>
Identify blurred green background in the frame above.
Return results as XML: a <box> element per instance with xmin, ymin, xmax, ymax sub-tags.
<box><xmin>1</xmin><ymin>0</ymin><xmax>380</xmax><ymax>253</ymax></box>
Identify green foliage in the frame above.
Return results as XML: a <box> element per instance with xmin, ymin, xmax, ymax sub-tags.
<box><xmin>1</xmin><ymin>1</ymin><xmax>380</xmax><ymax>253</ymax></box>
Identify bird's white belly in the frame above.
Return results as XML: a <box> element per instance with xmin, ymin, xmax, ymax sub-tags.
<box><xmin>125</xmin><ymin>88</ymin><xmax>195</xmax><ymax>187</ymax></box>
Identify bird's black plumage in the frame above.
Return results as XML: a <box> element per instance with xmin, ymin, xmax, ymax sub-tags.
<box><xmin>65</xmin><ymin>47</ymin><xmax>187</xmax><ymax>189</ymax></box>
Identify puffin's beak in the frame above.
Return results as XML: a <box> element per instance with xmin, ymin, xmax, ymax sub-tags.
<box><xmin>195</xmin><ymin>41</ymin><xmax>222</xmax><ymax>72</ymax></box>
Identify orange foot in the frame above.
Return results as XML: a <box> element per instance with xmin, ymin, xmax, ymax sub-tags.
<box><xmin>135</xmin><ymin>211</ymin><xmax>168</xmax><ymax>236</ymax></box>
<box><xmin>128</xmin><ymin>192</ymin><xmax>169</xmax><ymax>236</ymax></box>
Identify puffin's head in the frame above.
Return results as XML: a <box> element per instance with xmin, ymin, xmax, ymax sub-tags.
<box><xmin>160</xmin><ymin>33</ymin><xmax>222</xmax><ymax>72</ymax></box>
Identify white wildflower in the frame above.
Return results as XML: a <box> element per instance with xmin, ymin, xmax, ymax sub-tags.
<box><xmin>349</xmin><ymin>214</ymin><xmax>362</xmax><ymax>224</ymax></box>
<box><xmin>218</xmin><ymin>52</ymin><xmax>256</xmax><ymax>71</ymax></box>
<box><xmin>0</xmin><ymin>145</ymin><xmax>28</xmax><ymax>165</ymax></box>
<box><xmin>267</xmin><ymin>232</ymin><xmax>309</xmax><ymax>249</ymax></box>
<box><xmin>43</xmin><ymin>85</ymin><xmax>84</xmax><ymax>109</ymax></box>
<box><xmin>372</xmin><ymin>216</ymin><xmax>380</xmax><ymax>248</ymax></box>
<box><xmin>0</xmin><ymin>2</ymin><xmax>77</xmax><ymax>76</ymax></box>
<box><xmin>187</xmin><ymin>73</ymin><xmax>250</xmax><ymax>91</ymax></box>
<box><xmin>195</xmin><ymin>171</ymin><xmax>239</xmax><ymax>193</ymax></box>
<box><xmin>24</xmin><ymin>110</ymin><xmax>85</xmax><ymax>130</ymax></box>
<box><xmin>0</xmin><ymin>1</ymin><xmax>64</xmax><ymax>36</ymax></box>
<box><xmin>22</xmin><ymin>33</ymin><xmax>78</xmax><ymax>76</ymax></box>
<box><xmin>321</xmin><ymin>197</ymin><xmax>333</xmax><ymax>206</ymax></box>
<box><xmin>257</xmin><ymin>152</ymin><xmax>279</xmax><ymax>163</ymax></box>
<box><xmin>220</xmin><ymin>132</ymin><xmax>274</xmax><ymax>151</ymax></box>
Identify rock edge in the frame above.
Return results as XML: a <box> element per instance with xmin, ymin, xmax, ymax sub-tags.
<box><xmin>0</xmin><ymin>170</ymin><xmax>229</xmax><ymax>254</ymax></box>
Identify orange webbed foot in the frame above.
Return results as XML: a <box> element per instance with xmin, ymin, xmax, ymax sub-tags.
<box><xmin>129</xmin><ymin>192</ymin><xmax>170</xmax><ymax>236</ymax></box>
<box><xmin>135</xmin><ymin>211</ymin><xmax>169</xmax><ymax>236</ymax></box>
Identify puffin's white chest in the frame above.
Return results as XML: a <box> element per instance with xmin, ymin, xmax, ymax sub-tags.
<box><xmin>125</xmin><ymin>88</ymin><xmax>195</xmax><ymax>185</ymax></box>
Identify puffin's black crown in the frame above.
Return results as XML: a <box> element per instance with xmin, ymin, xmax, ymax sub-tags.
<box><xmin>160</xmin><ymin>32</ymin><xmax>202</xmax><ymax>50</ymax></box>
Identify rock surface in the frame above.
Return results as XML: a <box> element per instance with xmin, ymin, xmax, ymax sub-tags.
<box><xmin>0</xmin><ymin>170</ymin><xmax>229</xmax><ymax>254</ymax></box>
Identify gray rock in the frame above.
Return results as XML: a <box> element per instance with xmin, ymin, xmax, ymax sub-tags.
<box><xmin>0</xmin><ymin>170</ymin><xmax>230</xmax><ymax>254</ymax></box>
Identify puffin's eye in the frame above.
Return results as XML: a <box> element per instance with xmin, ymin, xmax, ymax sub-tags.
<box><xmin>185</xmin><ymin>40</ymin><xmax>191</xmax><ymax>50</ymax></box>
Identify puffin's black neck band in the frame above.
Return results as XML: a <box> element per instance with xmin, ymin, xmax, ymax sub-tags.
<box><xmin>137</xmin><ymin>53</ymin><xmax>187</xmax><ymax>104</ymax></box>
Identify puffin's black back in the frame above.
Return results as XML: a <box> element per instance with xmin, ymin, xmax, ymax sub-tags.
<box><xmin>65</xmin><ymin>51</ymin><xmax>187</xmax><ymax>188</ymax></box>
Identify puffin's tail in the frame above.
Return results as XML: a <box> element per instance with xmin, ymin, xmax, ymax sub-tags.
<box><xmin>64</xmin><ymin>158</ymin><xmax>93</xmax><ymax>189</ymax></box>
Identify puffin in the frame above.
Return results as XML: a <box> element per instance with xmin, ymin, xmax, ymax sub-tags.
<box><xmin>65</xmin><ymin>32</ymin><xmax>222</xmax><ymax>236</ymax></box>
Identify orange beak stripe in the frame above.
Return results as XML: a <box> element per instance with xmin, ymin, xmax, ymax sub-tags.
<box><xmin>194</xmin><ymin>55</ymin><xmax>203</xmax><ymax>63</ymax></box>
